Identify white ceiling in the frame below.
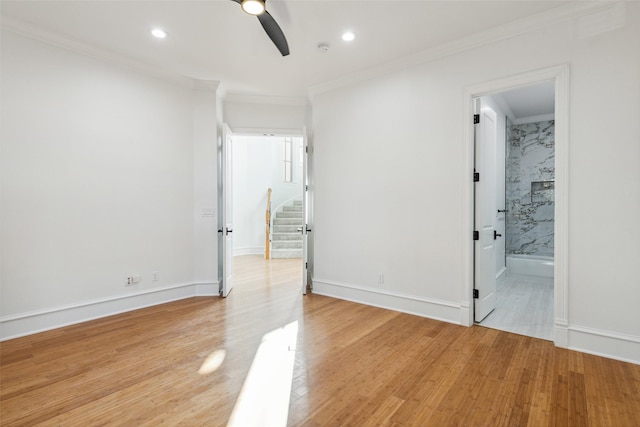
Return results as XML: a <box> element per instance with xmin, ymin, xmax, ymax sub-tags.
<box><xmin>1</xmin><ymin>0</ymin><xmax>570</xmax><ymax>98</ymax></box>
<box><xmin>494</xmin><ymin>81</ymin><xmax>556</xmax><ymax>120</ymax></box>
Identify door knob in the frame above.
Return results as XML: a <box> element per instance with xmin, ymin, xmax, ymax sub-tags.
<box><xmin>494</xmin><ymin>230</ymin><xmax>502</xmax><ymax>240</ymax></box>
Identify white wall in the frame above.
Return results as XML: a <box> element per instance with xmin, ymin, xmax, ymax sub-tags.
<box><xmin>311</xmin><ymin>3</ymin><xmax>640</xmax><ymax>363</ymax></box>
<box><xmin>193</xmin><ymin>82</ymin><xmax>220</xmax><ymax>283</ymax></box>
<box><xmin>0</xmin><ymin>31</ymin><xmax>218</xmax><ymax>339</ymax></box>
<box><xmin>223</xmin><ymin>94</ymin><xmax>308</xmax><ymax>132</ymax></box>
<box><xmin>232</xmin><ymin>136</ymin><xmax>303</xmax><ymax>255</ymax></box>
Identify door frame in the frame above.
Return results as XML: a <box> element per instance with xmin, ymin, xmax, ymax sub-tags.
<box><xmin>218</xmin><ymin>126</ymin><xmax>311</xmax><ymax>295</ymax></box>
<box><xmin>462</xmin><ymin>64</ymin><xmax>570</xmax><ymax>348</ymax></box>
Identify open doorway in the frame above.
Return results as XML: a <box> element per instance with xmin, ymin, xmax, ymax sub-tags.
<box><xmin>475</xmin><ymin>82</ymin><xmax>556</xmax><ymax>340</ymax></box>
<box><xmin>225</xmin><ymin>133</ymin><xmax>305</xmax><ymax>295</ymax></box>
<box><xmin>233</xmin><ymin>134</ymin><xmax>304</xmax><ymax>258</ymax></box>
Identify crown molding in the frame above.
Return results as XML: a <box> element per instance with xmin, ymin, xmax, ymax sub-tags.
<box><xmin>193</xmin><ymin>80</ymin><xmax>221</xmax><ymax>92</ymax></box>
<box><xmin>1</xmin><ymin>16</ymin><xmax>200</xmax><ymax>89</ymax></box>
<box><xmin>308</xmin><ymin>2</ymin><xmax>621</xmax><ymax>99</ymax></box>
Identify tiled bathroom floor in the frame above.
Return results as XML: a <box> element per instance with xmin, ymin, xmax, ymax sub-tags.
<box><xmin>479</xmin><ymin>272</ymin><xmax>554</xmax><ymax>341</ymax></box>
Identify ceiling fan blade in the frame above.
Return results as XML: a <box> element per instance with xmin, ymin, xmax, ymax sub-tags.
<box><xmin>257</xmin><ymin>11</ymin><xmax>289</xmax><ymax>56</ymax></box>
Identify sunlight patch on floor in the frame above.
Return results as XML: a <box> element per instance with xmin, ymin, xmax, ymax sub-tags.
<box><xmin>227</xmin><ymin>321</ymin><xmax>299</xmax><ymax>427</ymax></box>
<box><xmin>198</xmin><ymin>349</ymin><xmax>227</xmax><ymax>375</ymax></box>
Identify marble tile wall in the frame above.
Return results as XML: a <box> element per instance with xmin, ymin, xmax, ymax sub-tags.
<box><xmin>505</xmin><ymin>120</ymin><xmax>555</xmax><ymax>257</ymax></box>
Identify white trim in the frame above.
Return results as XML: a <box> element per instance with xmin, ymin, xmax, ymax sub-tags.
<box><xmin>554</xmin><ymin>65</ymin><xmax>570</xmax><ymax>331</ymax></box>
<box><xmin>313</xmin><ymin>279</ymin><xmax>462</xmax><ymax>325</ymax></box>
<box><xmin>230</xmin><ymin>127</ymin><xmax>305</xmax><ymax>137</ymax></box>
<box><xmin>462</xmin><ymin>64</ymin><xmax>570</xmax><ymax>343</ymax></box>
<box><xmin>554</xmin><ymin>321</ymin><xmax>569</xmax><ymax>348</ymax></box>
<box><xmin>194</xmin><ymin>282</ymin><xmax>218</xmax><ymax>296</ymax></box>
<box><xmin>233</xmin><ymin>246</ymin><xmax>265</xmax><ymax>256</ymax></box>
<box><xmin>0</xmin><ymin>282</ymin><xmax>219</xmax><ymax>341</ymax></box>
<box><xmin>513</xmin><ymin>113</ymin><xmax>555</xmax><ymax>125</ymax></box>
<box><xmin>459</xmin><ymin>302</ymin><xmax>471</xmax><ymax>326</ymax></box>
<box><xmin>308</xmin><ymin>2</ymin><xmax>610</xmax><ymax>99</ymax></box>
<box><xmin>192</xmin><ymin>80</ymin><xmax>221</xmax><ymax>92</ymax></box>
<box><xmin>568</xmin><ymin>325</ymin><xmax>640</xmax><ymax>365</ymax></box>
<box><xmin>570</xmin><ymin>325</ymin><xmax>640</xmax><ymax>345</ymax></box>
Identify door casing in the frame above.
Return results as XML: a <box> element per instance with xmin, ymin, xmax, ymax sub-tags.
<box><xmin>462</xmin><ymin>64</ymin><xmax>570</xmax><ymax>348</ymax></box>
<box><xmin>217</xmin><ymin>127</ymin><xmax>311</xmax><ymax>296</ymax></box>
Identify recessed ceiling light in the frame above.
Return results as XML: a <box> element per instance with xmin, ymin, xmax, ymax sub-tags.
<box><xmin>151</xmin><ymin>28</ymin><xmax>167</xmax><ymax>39</ymax></box>
<box><xmin>342</xmin><ymin>31</ymin><xmax>355</xmax><ymax>42</ymax></box>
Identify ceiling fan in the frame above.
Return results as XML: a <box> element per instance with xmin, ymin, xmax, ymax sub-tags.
<box><xmin>231</xmin><ymin>0</ymin><xmax>290</xmax><ymax>56</ymax></box>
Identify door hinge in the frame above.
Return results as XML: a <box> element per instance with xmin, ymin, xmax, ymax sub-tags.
<box><xmin>474</xmin><ymin>114</ymin><xmax>480</xmax><ymax>124</ymax></box>
<box><xmin>473</xmin><ymin>289</ymin><xmax>479</xmax><ymax>299</ymax></box>
<box><xmin>473</xmin><ymin>172</ymin><xmax>480</xmax><ymax>182</ymax></box>
<box><xmin>473</xmin><ymin>231</ymin><xmax>479</xmax><ymax>240</ymax></box>
<box><xmin>305</xmin><ymin>146</ymin><xmax>309</xmax><ymax>153</ymax></box>
<box><xmin>305</xmin><ymin>262</ymin><xmax>308</xmax><ymax>269</ymax></box>
<box><xmin>305</xmin><ymin>184</ymin><xmax>308</xmax><ymax>191</ymax></box>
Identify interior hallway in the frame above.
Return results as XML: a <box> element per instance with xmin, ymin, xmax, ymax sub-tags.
<box><xmin>2</xmin><ymin>256</ymin><xmax>639</xmax><ymax>426</ymax></box>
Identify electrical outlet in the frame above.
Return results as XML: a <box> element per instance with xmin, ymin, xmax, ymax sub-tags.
<box><xmin>152</xmin><ymin>271</ymin><xmax>159</xmax><ymax>282</ymax></box>
<box><xmin>378</xmin><ymin>273</ymin><xmax>384</xmax><ymax>284</ymax></box>
<box><xmin>125</xmin><ymin>275</ymin><xmax>141</xmax><ymax>286</ymax></box>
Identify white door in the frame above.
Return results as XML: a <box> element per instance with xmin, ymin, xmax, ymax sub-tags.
<box><xmin>302</xmin><ymin>131</ymin><xmax>309</xmax><ymax>295</ymax></box>
<box><xmin>474</xmin><ymin>100</ymin><xmax>497</xmax><ymax>322</ymax></box>
<box><xmin>495</xmin><ymin>106</ymin><xmax>506</xmax><ymax>278</ymax></box>
<box><xmin>221</xmin><ymin>124</ymin><xmax>234</xmax><ymax>297</ymax></box>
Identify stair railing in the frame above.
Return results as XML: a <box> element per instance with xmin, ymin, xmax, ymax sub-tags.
<box><xmin>265</xmin><ymin>188</ymin><xmax>272</xmax><ymax>259</ymax></box>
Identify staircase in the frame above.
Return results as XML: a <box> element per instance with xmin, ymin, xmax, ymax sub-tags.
<box><xmin>271</xmin><ymin>200</ymin><xmax>303</xmax><ymax>259</ymax></box>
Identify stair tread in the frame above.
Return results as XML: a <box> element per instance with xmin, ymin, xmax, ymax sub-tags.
<box><xmin>271</xmin><ymin>248</ymin><xmax>303</xmax><ymax>259</ymax></box>
<box><xmin>270</xmin><ymin>200</ymin><xmax>304</xmax><ymax>259</ymax></box>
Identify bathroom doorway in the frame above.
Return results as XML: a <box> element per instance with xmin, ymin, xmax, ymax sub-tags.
<box><xmin>475</xmin><ymin>81</ymin><xmax>556</xmax><ymax>340</ymax></box>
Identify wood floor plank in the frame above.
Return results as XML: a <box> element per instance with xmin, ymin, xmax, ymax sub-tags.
<box><xmin>2</xmin><ymin>255</ymin><xmax>640</xmax><ymax>426</ymax></box>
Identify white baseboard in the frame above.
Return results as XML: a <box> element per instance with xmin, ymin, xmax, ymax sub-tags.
<box><xmin>568</xmin><ymin>325</ymin><xmax>640</xmax><ymax>365</ymax></box>
<box><xmin>234</xmin><ymin>246</ymin><xmax>264</xmax><ymax>256</ymax></box>
<box><xmin>459</xmin><ymin>301</ymin><xmax>472</xmax><ymax>326</ymax></box>
<box><xmin>312</xmin><ymin>278</ymin><xmax>462</xmax><ymax>325</ymax></box>
<box><xmin>554</xmin><ymin>321</ymin><xmax>569</xmax><ymax>348</ymax></box>
<box><xmin>194</xmin><ymin>282</ymin><xmax>219</xmax><ymax>296</ymax></box>
<box><xmin>0</xmin><ymin>281</ymin><xmax>219</xmax><ymax>341</ymax></box>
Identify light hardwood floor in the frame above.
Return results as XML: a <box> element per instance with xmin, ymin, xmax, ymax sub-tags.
<box><xmin>479</xmin><ymin>272</ymin><xmax>554</xmax><ymax>340</ymax></box>
<box><xmin>2</xmin><ymin>255</ymin><xmax>640</xmax><ymax>426</ymax></box>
